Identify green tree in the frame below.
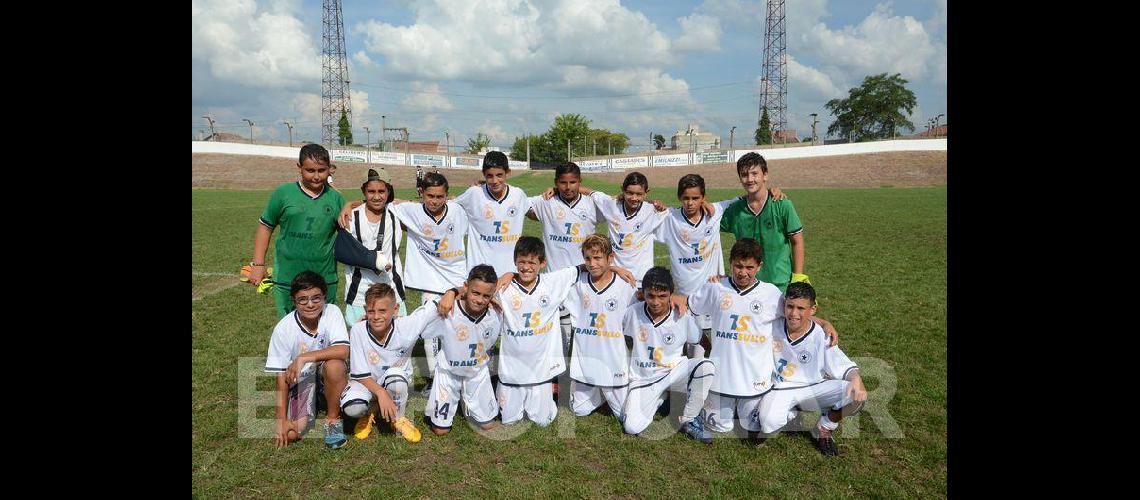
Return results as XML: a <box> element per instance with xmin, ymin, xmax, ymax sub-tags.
<box><xmin>466</xmin><ymin>132</ymin><xmax>491</xmax><ymax>154</ymax></box>
<box><xmin>653</xmin><ymin>134</ymin><xmax>666</xmax><ymax>150</ymax></box>
<box><xmin>337</xmin><ymin>108</ymin><xmax>353</xmax><ymax>146</ymax></box>
<box><xmin>587</xmin><ymin>129</ymin><xmax>630</xmax><ymax>156</ymax></box>
<box><xmin>825</xmin><ymin>72</ymin><xmax>917</xmax><ymax>142</ymax></box>
<box><xmin>543</xmin><ymin>113</ymin><xmax>592</xmax><ymax>163</ymax></box>
<box><xmin>754</xmin><ymin>107</ymin><xmax>772</xmax><ymax>145</ymax></box>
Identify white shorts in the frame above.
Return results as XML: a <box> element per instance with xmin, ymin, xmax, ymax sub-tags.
<box><xmin>757</xmin><ymin>380</ymin><xmax>856</xmax><ymax>434</ymax></box>
<box><xmin>698</xmin><ymin>314</ymin><xmax>713</xmax><ymax>331</ymax></box>
<box><xmin>622</xmin><ymin>358</ymin><xmax>713</xmax><ymax>435</ymax></box>
<box><xmin>421</xmin><ymin>292</ymin><xmax>443</xmax><ymax>375</ymax></box>
<box><xmin>497</xmin><ymin>379</ymin><xmax>558</xmax><ymax>426</ymax></box>
<box><xmin>427</xmin><ymin>367</ymin><xmax>500</xmax><ymax>429</ymax></box>
<box><xmin>339</xmin><ymin>367</ymin><xmax>412</xmax><ymax>416</ymax></box>
<box><xmin>704</xmin><ymin>391</ymin><xmax>765</xmax><ymax>433</ymax></box>
<box><xmin>569</xmin><ymin>379</ymin><xmax>628</xmax><ymax>419</ymax></box>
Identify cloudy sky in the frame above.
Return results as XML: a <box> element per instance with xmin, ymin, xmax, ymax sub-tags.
<box><xmin>192</xmin><ymin>0</ymin><xmax>947</xmax><ymax>150</ymax></box>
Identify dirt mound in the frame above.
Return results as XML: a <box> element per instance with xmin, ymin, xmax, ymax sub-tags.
<box><xmin>192</xmin><ymin>150</ymin><xmax>945</xmax><ymax>190</ymax></box>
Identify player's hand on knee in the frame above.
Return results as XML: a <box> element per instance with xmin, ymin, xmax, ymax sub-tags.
<box><xmin>285</xmin><ymin>356</ymin><xmax>307</xmax><ymax>385</ymax></box>
<box><xmin>377</xmin><ymin>393</ymin><xmax>398</xmax><ymax>422</ymax></box>
<box><xmin>846</xmin><ymin>374</ymin><xmax>867</xmax><ymax>403</ymax></box>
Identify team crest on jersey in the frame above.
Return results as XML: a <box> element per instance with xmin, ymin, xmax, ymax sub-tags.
<box><xmin>605</xmin><ymin>298</ymin><xmax>618</xmax><ymax>311</ymax></box>
<box><xmin>324</xmin><ymin>206</ymin><xmax>333</xmax><ymax>214</ymax></box>
<box><xmin>680</xmin><ymin>229</ymin><xmax>690</xmax><ymax>243</ymax></box>
<box><xmin>663</xmin><ymin>333</ymin><xmax>676</xmax><ymax>345</ymax></box>
<box><xmin>511</xmin><ymin>294</ymin><xmax>522</xmax><ymax>311</ymax></box>
<box><xmin>719</xmin><ymin>294</ymin><xmax>733</xmax><ymax>310</ymax></box>
<box><xmin>508</xmin><ymin>206</ymin><xmax>518</xmax><ymax>217</ymax></box>
<box><xmin>483</xmin><ymin>327</ymin><xmax>492</xmax><ymax>339</ymax></box>
<box><xmin>750</xmin><ymin>300</ymin><xmax>763</xmax><ymax>314</ymax></box>
<box><xmin>539</xmin><ymin>295</ymin><xmax>551</xmax><ymax>307</ymax></box>
<box><xmin>704</xmin><ymin>226</ymin><xmax>713</xmax><ymax>236</ymax></box>
<box><xmin>556</xmin><ymin>207</ymin><xmax>566</xmax><ymax>220</ymax></box>
<box><xmin>634</xmin><ymin>221</ymin><xmax>643</xmax><ymax>232</ymax></box>
<box><xmin>447</xmin><ymin>223</ymin><xmax>455</xmax><ymax>234</ymax></box>
<box><xmin>483</xmin><ymin>206</ymin><xmax>495</xmax><ymax>220</ymax></box>
<box><xmin>423</xmin><ymin>224</ymin><xmax>435</xmax><ymax>237</ymax></box>
<box><xmin>750</xmin><ymin>408</ymin><xmax>760</xmax><ymax>423</ymax></box>
<box><xmin>638</xmin><ymin>325</ymin><xmax>648</xmax><ymax>342</ymax></box>
<box><xmin>765</xmin><ymin>220</ymin><xmax>774</xmax><ymax>229</ymax></box>
<box><xmin>581</xmin><ymin>293</ymin><xmax>591</xmax><ymax>309</ymax></box>
<box><xmin>299</xmin><ymin>343</ymin><xmax>310</xmax><ymax>354</ymax></box>
<box><xmin>799</xmin><ymin>351</ymin><xmax>812</xmax><ymax>364</ymax></box>
<box><xmin>367</xmin><ymin>349</ymin><xmax>381</xmax><ymax>365</ymax></box>
<box><xmin>456</xmin><ymin>325</ymin><xmax>470</xmax><ymax>341</ymax></box>
<box><xmin>772</xmin><ymin>340</ymin><xmax>784</xmax><ymax>351</ymax></box>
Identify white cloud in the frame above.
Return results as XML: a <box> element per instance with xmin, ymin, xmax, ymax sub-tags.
<box><xmin>785</xmin><ymin>55</ymin><xmax>845</xmax><ymax>101</ymax></box>
<box><xmin>350</xmin><ymin>89</ymin><xmax>371</xmax><ymax>129</ymax></box>
<box><xmin>803</xmin><ymin>3</ymin><xmax>938</xmax><ymax>81</ymax></box>
<box><xmin>401</xmin><ymin>82</ymin><xmax>455</xmax><ymax>112</ymax></box>
<box><xmin>557</xmin><ymin>67</ymin><xmax>695</xmax><ymax>110</ymax></box>
<box><xmin>353</xmin><ymin>51</ymin><xmax>375</xmax><ymax>68</ymax></box>
<box><xmin>674</xmin><ymin>14</ymin><xmax>722</xmax><ymax>52</ymax></box>
<box><xmin>191</xmin><ymin>0</ymin><xmax>320</xmax><ymax>89</ymax></box>
<box><xmin>291</xmin><ymin>93</ymin><xmax>323</xmax><ymax>124</ymax></box>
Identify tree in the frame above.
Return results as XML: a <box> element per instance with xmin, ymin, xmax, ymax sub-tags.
<box><xmin>653</xmin><ymin>134</ymin><xmax>666</xmax><ymax>149</ymax></box>
<box><xmin>825</xmin><ymin>72</ymin><xmax>917</xmax><ymax>142</ymax></box>
<box><xmin>588</xmin><ymin>129</ymin><xmax>630</xmax><ymax>156</ymax></box>
<box><xmin>754</xmin><ymin>107</ymin><xmax>772</xmax><ymax>145</ymax></box>
<box><xmin>337</xmin><ymin>108</ymin><xmax>353</xmax><ymax>146</ymax></box>
<box><xmin>466</xmin><ymin>132</ymin><xmax>491</xmax><ymax>154</ymax></box>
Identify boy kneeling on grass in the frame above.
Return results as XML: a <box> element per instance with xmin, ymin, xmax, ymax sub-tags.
<box><xmin>264</xmin><ymin>271</ymin><xmax>351</xmax><ymax>449</ymax></box>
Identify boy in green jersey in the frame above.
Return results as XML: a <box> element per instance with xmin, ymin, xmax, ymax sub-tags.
<box><xmin>718</xmin><ymin>152</ymin><xmax>807</xmax><ymax>293</ymax></box>
<box><xmin>249</xmin><ymin>144</ymin><xmax>348</xmax><ymax>318</ymax></box>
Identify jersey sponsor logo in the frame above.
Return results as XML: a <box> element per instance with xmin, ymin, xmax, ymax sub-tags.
<box><xmin>456</xmin><ymin>325</ymin><xmax>470</xmax><ymax>341</ymax></box>
<box><xmin>605</xmin><ymin>298</ymin><xmax>618</xmax><ymax>311</ymax></box>
<box><xmin>367</xmin><ymin>349</ymin><xmax>381</xmax><ymax>365</ymax></box>
<box><xmin>678</xmin><ymin>255</ymin><xmax>704</xmax><ymax>264</ymax></box>
<box><xmin>714</xmin><ymin>330</ymin><xmax>767</xmax><ymax>344</ymax></box>
<box><xmin>663</xmin><ymin>332</ymin><xmax>676</xmax><ymax>345</ymax></box>
<box><xmin>775</xmin><ymin>358</ymin><xmax>796</xmax><ymax>382</ymax></box>
<box><xmin>750</xmin><ymin>300</ymin><xmax>763</xmax><ymax>314</ymax></box>
<box><xmin>483</xmin><ymin>205</ymin><xmax>495</xmax><ymax>219</ymax></box>
<box><xmin>719</xmin><ymin>294</ymin><xmax>733</xmax><ymax>310</ymax></box>
<box><xmin>507</xmin><ymin>311</ymin><xmax>553</xmax><ymax>336</ymax></box>
<box><xmin>573</xmin><ymin>313</ymin><xmax>622</xmax><ymax>338</ymax></box>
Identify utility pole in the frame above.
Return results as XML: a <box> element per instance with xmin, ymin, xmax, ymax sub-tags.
<box><xmin>202</xmin><ymin>115</ymin><xmax>216</xmax><ymax>141</ymax></box>
<box><xmin>444</xmin><ymin>131</ymin><xmax>450</xmax><ymax>167</ymax></box>
<box><xmin>363</xmin><ymin>126</ymin><xmax>371</xmax><ymax>149</ymax></box>
<box><xmin>283</xmin><ymin>121</ymin><xmax>295</xmax><ymax>147</ymax></box>
<box><xmin>593</xmin><ymin>137</ymin><xmax>597</xmax><ymax>156</ymax></box>
<box><xmin>567</xmin><ymin>138</ymin><xmax>571</xmax><ymax>161</ymax></box>
<box><xmin>526</xmin><ymin>133</ymin><xmax>531</xmax><ymax>166</ymax></box>
<box><xmin>242</xmin><ymin>118</ymin><xmax>254</xmax><ymax>144</ymax></box>
<box><xmin>730</xmin><ymin>126</ymin><xmax>736</xmax><ymax>149</ymax></box>
<box><xmin>809</xmin><ymin>113</ymin><xmax>818</xmax><ymax>145</ymax></box>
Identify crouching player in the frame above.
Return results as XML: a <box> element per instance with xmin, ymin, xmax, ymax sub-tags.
<box><xmin>758</xmin><ymin>282</ymin><xmax>867</xmax><ymax>456</ymax></box>
<box><xmin>264</xmin><ymin>271</ymin><xmax>351</xmax><ymax>449</ymax></box>
<box><xmin>621</xmin><ymin>267</ymin><xmax>717</xmax><ymax>443</ymax></box>
<box><xmin>339</xmin><ymin>283</ymin><xmax>438</xmax><ymax>443</ymax></box>
<box><xmin>428</xmin><ymin>265</ymin><xmax>507</xmax><ymax>435</ymax></box>
<box><xmin>564</xmin><ymin>234</ymin><xmax>638</xmax><ymax>419</ymax></box>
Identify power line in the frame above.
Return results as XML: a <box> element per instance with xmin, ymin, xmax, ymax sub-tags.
<box><xmin>350</xmin><ymin>80</ymin><xmax>753</xmax><ymax>100</ymax></box>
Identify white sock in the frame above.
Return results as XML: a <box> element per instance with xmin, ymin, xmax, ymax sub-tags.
<box><xmin>818</xmin><ymin>413</ymin><xmax>839</xmax><ymax>431</ymax></box>
<box><xmin>682</xmin><ymin>360</ymin><xmax>715</xmax><ymax>423</ymax></box>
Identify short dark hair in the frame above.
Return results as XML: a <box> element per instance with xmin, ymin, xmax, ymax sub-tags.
<box><xmin>467</xmin><ymin>264</ymin><xmax>499</xmax><ymax>286</ymax></box>
<box><xmin>421</xmin><ymin>172</ymin><xmax>449</xmax><ymax>191</ymax></box>
<box><xmin>298</xmin><ymin>143</ymin><xmax>330</xmax><ymax>166</ymax></box>
<box><xmin>483</xmin><ymin>151</ymin><xmax>510</xmax><ymax>172</ymax></box>
<box><xmin>641</xmin><ymin>266</ymin><xmax>675</xmax><ymax>294</ymax></box>
<box><xmin>784</xmin><ymin>282</ymin><xmax>816</xmax><ymax>305</ymax></box>
<box><xmin>555</xmin><ymin>162</ymin><xmax>581</xmax><ymax>180</ymax></box>
<box><xmin>729</xmin><ymin>238</ymin><xmax>764</xmax><ymax>265</ymax></box>
<box><xmin>513</xmin><ymin>236</ymin><xmax>545</xmax><ymax>262</ymax></box>
<box><xmin>290</xmin><ymin>270</ymin><xmax>328</xmax><ymax>297</ymax></box>
<box><xmin>736</xmin><ymin>151</ymin><xmax>768</xmax><ymax>176</ymax></box>
<box><xmin>677</xmin><ymin>174</ymin><xmax>705</xmax><ymax>198</ymax></box>
<box><xmin>622</xmin><ymin>171</ymin><xmax>649</xmax><ymax>192</ymax></box>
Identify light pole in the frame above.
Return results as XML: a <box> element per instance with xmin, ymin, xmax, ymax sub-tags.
<box><xmin>283</xmin><ymin>121</ymin><xmax>294</xmax><ymax>147</ymax></box>
<box><xmin>242</xmin><ymin>118</ymin><xmax>254</xmax><ymax>144</ymax></box>
<box><xmin>730</xmin><ymin>126</ymin><xmax>736</xmax><ymax>150</ymax></box>
<box><xmin>444</xmin><ymin>131</ymin><xmax>450</xmax><ymax>167</ymax></box>
<box><xmin>935</xmin><ymin>114</ymin><xmax>945</xmax><ymax>136</ymax></box>
<box><xmin>809</xmin><ymin>113</ymin><xmax>819</xmax><ymax>145</ymax></box>
<box><xmin>593</xmin><ymin>137</ymin><xmax>597</xmax><ymax>156</ymax></box>
<box><xmin>567</xmin><ymin>137</ymin><xmax>571</xmax><ymax>161</ymax></box>
<box><xmin>526</xmin><ymin>133</ymin><xmax>531</xmax><ymax>166</ymax></box>
<box><xmin>381</xmin><ymin>115</ymin><xmax>386</xmax><ymax>151</ymax></box>
<box><xmin>202</xmin><ymin>115</ymin><xmax>216</xmax><ymax>141</ymax></box>
<box><xmin>363</xmin><ymin>126</ymin><xmax>371</xmax><ymax>149</ymax></box>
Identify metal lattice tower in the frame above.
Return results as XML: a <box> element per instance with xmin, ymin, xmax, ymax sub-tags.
<box><xmin>760</xmin><ymin>0</ymin><xmax>787</xmax><ymax>137</ymax></box>
<box><xmin>321</xmin><ymin>0</ymin><xmax>352</xmax><ymax>147</ymax></box>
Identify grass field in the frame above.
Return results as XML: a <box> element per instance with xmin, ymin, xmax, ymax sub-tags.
<box><xmin>192</xmin><ymin>173</ymin><xmax>946</xmax><ymax>497</ymax></box>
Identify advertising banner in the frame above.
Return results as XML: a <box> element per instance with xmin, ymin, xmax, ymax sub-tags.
<box><xmin>612</xmin><ymin>156</ymin><xmax>648</xmax><ymax>168</ymax></box>
<box><xmin>412</xmin><ymin>154</ymin><xmax>445</xmax><ymax>167</ymax></box>
<box><xmin>331</xmin><ymin>150</ymin><xmax>367</xmax><ymax>163</ymax></box>
<box><xmin>649</xmin><ymin>153</ymin><xmax>689</xmax><ymax>167</ymax></box>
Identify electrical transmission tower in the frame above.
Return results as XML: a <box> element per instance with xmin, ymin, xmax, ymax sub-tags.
<box><xmin>760</xmin><ymin>0</ymin><xmax>787</xmax><ymax>142</ymax></box>
<box><xmin>321</xmin><ymin>0</ymin><xmax>352</xmax><ymax>147</ymax></box>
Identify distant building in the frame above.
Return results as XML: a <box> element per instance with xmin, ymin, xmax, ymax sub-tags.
<box><xmin>203</xmin><ymin>132</ymin><xmax>245</xmax><ymax>142</ymax></box>
<box><xmin>670</xmin><ymin>123</ymin><xmax>721</xmax><ymax>151</ymax></box>
<box><xmin>390</xmin><ymin>140</ymin><xmax>444</xmax><ymax>153</ymax></box>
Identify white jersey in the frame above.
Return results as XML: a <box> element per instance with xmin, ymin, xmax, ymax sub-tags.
<box><xmin>772</xmin><ymin>320</ymin><xmax>858</xmax><ymax>389</ymax></box>
<box><xmin>348</xmin><ymin>303</ymin><xmax>439</xmax><ymax>382</ymax></box>
<box><xmin>687</xmin><ymin>277</ymin><xmax>784</xmax><ymax>397</ymax></box>
<box><xmin>496</xmin><ymin>266</ymin><xmax>579</xmax><ymax>384</ymax></box>
<box><xmin>454</xmin><ymin>184</ymin><xmax>530</xmax><ymax>276</ymax></box>
<box><xmin>591</xmin><ymin>192</ymin><xmax>667</xmax><ymax>281</ymax></box>
<box><xmin>527</xmin><ymin>193</ymin><xmax>600</xmax><ymax>271</ymax></box>
<box><xmin>265</xmin><ymin>305</ymin><xmax>350</xmax><ymax>376</ymax></box>
<box><xmin>622</xmin><ymin>302</ymin><xmax>702</xmax><ymax>382</ymax></box>
<box><xmin>343</xmin><ymin>205</ymin><xmax>404</xmax><ymax>309</ymax></box>
<box><xmin>390</xmin><ymin>201</ymin><xmax>469</xmax><ymax>294</ymax></box>
<box><xmin>422</xmin><ymin>300</ymin><xmax>505</xmax><ymax>378</ymax></box>
<box><xmin>564</xmin><ymin>271</ymin><xmax>638</xmax><ymax>387</ymax></box>
<box><xmin>653</xmin><ymin>201</ymin><xmax>733</xmax><ymax>295</ymax></box>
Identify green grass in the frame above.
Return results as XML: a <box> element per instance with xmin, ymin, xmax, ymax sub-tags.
<box><xmin>192</xmin><ymin>180</ymin><xmax>946</xmax><ymax>497</ymax></box>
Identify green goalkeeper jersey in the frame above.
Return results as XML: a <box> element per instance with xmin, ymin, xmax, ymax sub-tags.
<box><xmin>719</xmin><ymin>191</ymin><xmax>803</xmax><ymax>292</ymax></box>
<box><xmin>258</xmin><ymin>182</ymin><xmax>347</xmax><ymax>287</ymax></box>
